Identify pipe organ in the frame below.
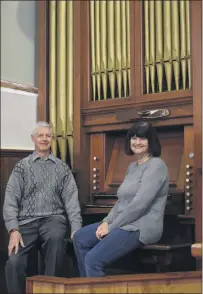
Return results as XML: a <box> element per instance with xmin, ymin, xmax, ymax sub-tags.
<box><xmin>85</xmin><ymin>127</ymin><xmax>194</xmax><ymax>218</ymax></box>
<box><xmin>45</xmin><ymin>0</ymin><xmax>202</xmax><ymax>274</ymax></box>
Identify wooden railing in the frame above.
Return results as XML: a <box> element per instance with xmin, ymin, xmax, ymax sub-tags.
<box><xmin>26</xmin><ymin>271</ymin><xmax>202</xmax><ymax>294</ymax></box>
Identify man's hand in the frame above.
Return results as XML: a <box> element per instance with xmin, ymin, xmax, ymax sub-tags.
<box><xmin>8</xmin><ymin>230</ymin><xmax>25</xmax><ymax>256</ymax></box>
<box><xmin>96</xmin><ymin>222</ymin><xmax>109</xmax><ymax>240</ymax></box>
<box><xmin>71</xmin><ymin>231</ymin><xmax>76</xmax><ymax>239</ymax></box>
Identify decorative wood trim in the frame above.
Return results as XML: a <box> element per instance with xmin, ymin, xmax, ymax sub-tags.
<box><xmin>73</xmin><ymin>1</ymin><xmax>82</xmax><ymax>163</ymax></box>
<box><xmin>1</xmin><ymin>80</ymin><xmax>38</xmax><ymax>94</ymax></box>
<box><xmin>81</xmin><ymin>0</ymin><xmax>91</xmax><ymax>108</ymax></box>
<box><xmin>37</xmin><ymin>0</ymin><xmax>48</xmax><ymax>121</ymax></box>
<box><xmin>191</xmin><ymin>243</ymin><xmax>202</xmax><ymax>259</ymax></box>
<box><xmin>191</xmin><ymin>0</ymin><xmax>202</xmax><ymax>243</ymax></box>
<box><xmin>24</xmin><ymin>270</ymin><xmax>203</xmax><ymax>293</ymax></box>
<box><xmin>82</xmin><ymin>89</ymin><xmax>193</xmax><ymax>111</ymax></box>
<box><xmin>83</xmin><ymin>103</ymin><xmax>193</xmax><ymax>129</ymax></box>
<box><xmin>82</xmin><ymin>95</ymin><xmax>193</xmax><ymax>116</ymax></box>
<box><xmin>0</xmin><ymin>149</ymin><xmax>32</xmax><ymax>157</ymax></box>
<box><xmin>83</xmin><ymin>117</ymin><xmax>193</xmax><ymax>134</ymax></box>
<box><xmin>136</xmin><ymin>89</ymin><xmax>193</xmax><ymax>104</ymax></box>
<box><xmin>27</xmin><ymin>271</ymin><xmax>202</xmax><ymax>286</ymax></box>
<box><xmin>73</xmin><ymin>1</ymin><xmax>90</xmax><ymax>203</ymax></box>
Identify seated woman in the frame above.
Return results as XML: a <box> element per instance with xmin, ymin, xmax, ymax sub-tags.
<box><xmin>73</xmin><ymin>119</ymin><xmax>169</xmax><ymax>277</ymax></box>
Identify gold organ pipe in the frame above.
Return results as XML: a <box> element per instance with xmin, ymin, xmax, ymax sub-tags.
<box><xmin>121</xmin><ymin>1</ymin><xmax>127</xmax><ymax>97</ymax></box>
<box><xmin>115</xmin><ymin>1</ymin><xmax>122</xmax><ymax>98</ymax></box>
<box><xmin>144</xmin><ymin>1</ymin><xmax>150</xmax><ymax>94</ymax></box>
<box><xmin>163</xmin><ymin>1</ymin><xmax>172</xmax><ymax>91</ymax></box>
<box><xmin>186</xmin><ymin>0</ymin><xmax>191</xmax><ymax>88</ymax></box>
<box><xmin>149</xmin><ymin>0</ymin><xmax>155</xmax><ymax>93</ymax></box>
<box><xmin>95</xmin><ymin>1</ymin><xmax>101</xmax><ymax>100</ymax></box>
<box><xmin>49</xmin><ymin>1</ymin><xmax>57</xmax><ymax>155</ymax></box>
<box><xmin>126</xmin><ymin>1</ymin><xmax>130</xmax><ymax>95</ymax></box>
<box><xmin>155</xmin><ymin>1</ymin><xmax>163</xmax><ymax>92</ymax></box>
<box><xmin>66</xmin><ymin>1</ymin><xmax>73</xmax><ymax>166</ymax></box>
<box><xmin>57</xmin><ymin>1</ymin><xmax>67</xmax><ymax>162</ymax></box>
<box><xmin>171</xmin><ymin>1</ymin><xmax>180</xmax><ymax>90</ymax></box>
<box><xmin>100</xmin><ymin>0</ymin><xmax>107</xmax><ymax>100</ymax></box>
<box><xmin>89</xmin><ymin>0</ymin><xmax>130</xmax><ymax>100</ymax></box>
<box><xmin>180</xmin><ymin>0</ymin><xmax>187</xmax><ymax>89</ymax></box>
<box><xmin>90</xmin><ymin>1</ymin><xmax>96</xmax><ymax>101</ymax></box>
<box><xmin>107</xmin><ymin>1</ymin><xmax>115</xmax><ymax>99</ymax></box>
<box><xmin>143</xmin><ymin>0</ymin><xmax>191</xmax><ymax>94</ymax></box>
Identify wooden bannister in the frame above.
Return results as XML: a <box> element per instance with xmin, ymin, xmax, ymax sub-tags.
<box><xmin>26</xmin><ymin>272</ymin><xmax>202</xmax><ymax>294</ymax></box>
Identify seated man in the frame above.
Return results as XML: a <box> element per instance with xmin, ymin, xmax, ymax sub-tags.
<box><xmin>3</xmin><ymin>121</ymin><xmax>82</xmax><ymax>294</ymax></box>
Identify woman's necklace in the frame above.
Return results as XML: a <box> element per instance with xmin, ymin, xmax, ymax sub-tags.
<box><xmin>137</xmin><ymin>153</ymin><xmax>151</xmax><ymax>165</ymax></box>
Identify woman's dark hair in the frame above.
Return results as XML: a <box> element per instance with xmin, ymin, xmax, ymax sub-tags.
<box><xmin>125</xmin><ymin>119</ymin><xmax>161</xmax><ymax>157</ymax></box>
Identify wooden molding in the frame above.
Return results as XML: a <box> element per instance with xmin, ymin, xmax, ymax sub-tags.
<box><xmin>191</xmin><ymin>243</ymin><xmax>202</xmax><ymax>259</ymax></box>
<box><xmin>27</xmin><ymin>272</ymin><xmax>202</xmax><ymax>294</ymax></box>
<box><xmin>82</xmin><ymin>90</ymin><xmax>193</xmax><ymax>112</ymax></box>
<box><xmin>82</xmin><ymin>95</ymin><xmax>193</xmax><ymax>116</ymax></box>
<box><xmin>0</xmin><ymin>149</ymin><xmax>32</xmax><ymax>157</ymax></box>
<box><xmin>82</xmin><ymin>99</ymin><xmax>193</xmax><ymax>130</ymax></box>
<box><xmin>191</xmin><ymin>0</ymin><xmax>202</xmax><ymax>243</ymax></box>
<box><xmin>37</xmin><ymin>1</ymin><xmax>48</xmax><ymax>121</ymax></box>
<box><xmin>1</xmin><ymin>80</ymin><xmax>38</xmax><ymax>94</ymax></box>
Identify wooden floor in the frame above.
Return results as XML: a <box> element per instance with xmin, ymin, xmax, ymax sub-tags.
<box><xmin>27</xmin><ymin>271</ymin><xmax>202</xmax><ymax>294</ymax></box>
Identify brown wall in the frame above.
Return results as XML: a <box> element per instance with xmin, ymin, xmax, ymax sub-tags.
<box><xmin>0</xmin><ymin>150</ymin><xmax>31</xmax><ymax>251</ymax></box>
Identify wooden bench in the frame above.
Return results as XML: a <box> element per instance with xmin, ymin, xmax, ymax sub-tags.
<box><xmin>139</xmin><ymin>243</ymin><xmax>193</xmax><ymax>273</ymax></box>
<box><xmin>37</xmin><ymin>239</ymin><xmax>194</xmax><ymax>276</ymax></box>
<box><xmin>65</xmin><ymin>239</ymin><xmax>194</xmax><ymax>274</ymax></box>
<box><xmin>67</xmin><ymin>239</ymin><xmax>195</xmax><ymax>274</ymax></box>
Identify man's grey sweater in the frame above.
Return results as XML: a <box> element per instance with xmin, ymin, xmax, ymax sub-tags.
<box><xmin>3</xmin><ymin>153</ymin><xmax>82</xmax><ymax>234</ymax></box>
<box><xmin>103</xmin><ymin>157</ymin><xmax>169</xmax><ymax>244</ymax></box>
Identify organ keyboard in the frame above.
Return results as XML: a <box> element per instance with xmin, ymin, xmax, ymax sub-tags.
<box><xmin>83</xmin><ymin>186</ymin><xmax>185</xmax><ymax>216</ymax></box>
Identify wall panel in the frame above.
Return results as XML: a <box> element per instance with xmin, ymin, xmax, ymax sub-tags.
<box><xmin>0</xmin><ymin>150</ymin><xmax>32</xmax><ymax>251</ymax></box>
<box><xmin>1</xmin><ymin>87</ymin><xmax>37</xmax><ymax>150</ymax></box>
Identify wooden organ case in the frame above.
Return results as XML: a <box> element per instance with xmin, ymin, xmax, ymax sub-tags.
<box><xmin>87</xmin><ymin>127</ymin><xmax>194</xmax><ymax>217</ymax></box>
<box><xmin>72</xmin><ymin>1</ymin><xmax>202</xmax><ymax>274</ymax></box>
<box><xmin>80</xmin><ymin>125</ymin><xmax>196</xmax><ymax>273</ymax></box>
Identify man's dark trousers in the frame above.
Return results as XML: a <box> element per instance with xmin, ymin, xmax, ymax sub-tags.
<box><xmin>5</xmin><ymin>215</ymin><xmax>67</xmax><ymax>294</ymax></box>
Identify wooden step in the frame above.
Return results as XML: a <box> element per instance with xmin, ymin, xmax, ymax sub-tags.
<box><xmin>26</xmin><ymin>271</ymin><xmax>202</xmax><ymax>294</ymax></box>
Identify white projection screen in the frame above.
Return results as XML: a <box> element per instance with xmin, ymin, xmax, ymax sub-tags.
<box><xmin>1</xmin><ymin>87</ymin><xmax>37</xmax><ymax>150</ymax></box>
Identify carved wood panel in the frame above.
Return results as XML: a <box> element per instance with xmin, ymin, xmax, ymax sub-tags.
<box><xmin>0</xmin><ymin>150</ymin><xmax>31</xmax><ymax>251</ymax></box>
<box><xmin>102</xmin><ymin>128</ymin><xmax>185</xmax><ymax>193</ymax></box>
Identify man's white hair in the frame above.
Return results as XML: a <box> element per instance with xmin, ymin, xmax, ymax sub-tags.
<box><xmin>32</xmin><ymin>121</ymin><xmax>52</xmax><ymax>136</ymax></box>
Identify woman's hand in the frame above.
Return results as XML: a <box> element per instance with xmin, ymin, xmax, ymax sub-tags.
<box><xmin>96</xmin><ymin>222</ymin><xmax>109</xmax><ymax>240</ymax></box>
